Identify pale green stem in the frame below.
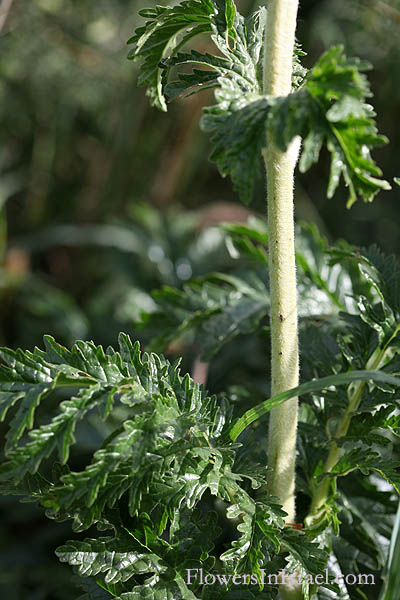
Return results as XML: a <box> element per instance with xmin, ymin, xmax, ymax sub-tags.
<box><xmin>262</xmin><ymin>3</ymin><xmax>301</xmax><ymax>596</ymax></box>
<box><xmin>263</xmin><ymin>0</ymin><xmax>300</xmax><ymax>525</ymax></box>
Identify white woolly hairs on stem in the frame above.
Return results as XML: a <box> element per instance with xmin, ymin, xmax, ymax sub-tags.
<box><xmin>262</xmin><ymin>0</ymin><xmax>301</xmax><ymax>528</ymax></box>
<box><xmin>264</xmin><ymin>137</ymin><xmax>300</xmax><ymax>525</ymax></box>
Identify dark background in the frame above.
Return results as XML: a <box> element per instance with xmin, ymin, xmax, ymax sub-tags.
<box><xmin>0</xmin><ymin>0</ymin><xmax>399</xmax><ymax>597</ymax></box>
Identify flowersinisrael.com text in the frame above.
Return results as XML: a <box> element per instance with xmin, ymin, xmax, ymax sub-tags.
<box><xmin>185</xmin><ymin>568</ymin><xmax>375</xmax><ymax>587</ymax></box>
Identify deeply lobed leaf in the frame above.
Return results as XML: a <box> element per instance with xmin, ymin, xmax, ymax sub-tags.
<box><xmin>270</xmin><ymin>46</ymin><xmax>391</xmax><ymax>207</ymax></box>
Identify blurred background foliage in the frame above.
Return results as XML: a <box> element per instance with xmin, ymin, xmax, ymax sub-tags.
<box><xmin>0</xmin><ymin>0</ymin><xmax>399</xmax><ymax>598</ymax></box>
<box><xmin>1</xmin><ymin>0</ymin><xmax>400</xmax><ymax>350</ymax></box>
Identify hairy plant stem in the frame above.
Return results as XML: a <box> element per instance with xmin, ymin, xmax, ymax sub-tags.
<box><xmin>306</xmin><ymin>328</ymin><xmax>400</xmax><ymax>528</ymax></box>
<box><xmin>262</xmin><ymin>0</ymin><xmax>300</xmax><ymax>525</ymax></box>
<box><xmin>262</xmin><ymin>3</ymin><xmax>301</xmax><ymax>598</ymax></box>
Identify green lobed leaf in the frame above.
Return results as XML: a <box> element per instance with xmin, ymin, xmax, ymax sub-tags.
<box><xmin>281</xmin><ymin>528</ymin><xmax>329</xmax><ymax>579</ymax></box>
<box><xmin>201</xmin><ymin>96</ymin><xmax>269</xmax><ymax>204</ymax></box>
<box><xmin>220</xmin><ymin>490</ymin><xmax>285</xmax><ymax>576</ymax></box>
<box><xmin>270</xmin><ymin>45</ymin><xmax>391</xmax><ymax>207</ymax></box>
<box><xmin>329</xmin><ymin>448</ymin><xmax>400</xmax><ymax>494</ymax></box>
<box><xmin>342</xmin><ymin>405</ymin><xmax>398</xmax><ymax>447</ymax></box>
<box><xmin>114</xmin><ymin>571</ymin><xmax>199</xmax><ymax>600</ymax></box>
<box><xmin>56</xmin><ymin>536</ymin><xmax>166</xmax><ymax>584</ymax></box>
<box><xmin>127</xmin><ymin>0</ymin><xmax>215</xmax><ymax>111</ymax></box>
<box><xmin>168</xmin><ymin>507</ymin><xmax>218</xmax><ymax>570</ymax></box>
<box><xmin>0</xmin><ymin>333</ymin><xmax>251</xmax><ymax>539</ymax></box>
<box><xmin>0</xmin><ymin>384</ymin><xmax>111</xmax><ymax>482</ymax></box>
